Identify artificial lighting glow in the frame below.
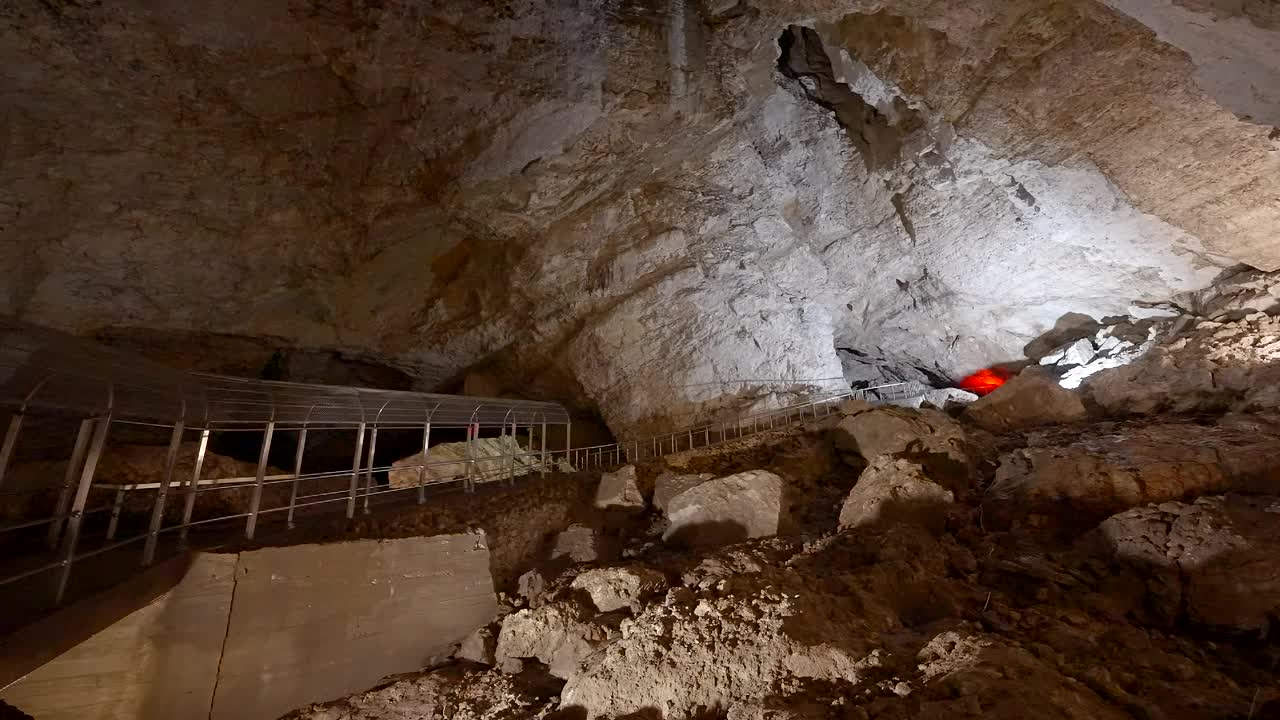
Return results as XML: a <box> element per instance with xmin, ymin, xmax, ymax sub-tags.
<box><xmin>958</xmin><ymin>368</ymin><xmax>1010</xmax><ymax>396</ymax></box>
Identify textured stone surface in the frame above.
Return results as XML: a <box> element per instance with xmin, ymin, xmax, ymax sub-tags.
<box><xmin>838</xmin><ymin>457</ymin><xmax>954</xmax><ymax>530</ymax></box>
<box><xmin>1084</xmin><ymin>273</ymin><xmax>1280</xmax><ymax>416</ymax></box>
<box><xmin>550</xmin><ymin>525</ymin><xmax>604</xmax><ymax>564</ymax></box>
<box><xmin>833</xmin><ymin>406</ymin><xmax>970</xmax><ymax>465</ymax></box>
<box><xmin>389</xmin><ymin>436</ymin><xmax>546</xmax><ymax>488</ymax></box>
<box><xmin>559</xmin><ymin>590</ymin><xmax>882</xmax><ymax>720</ymax></box>
<box><xmin>985</xmin><ymin>421</ymin><xmax>1280</xmax><ymax>529</ymax></box>
<box><xmin>570</xmin><ymin>566</ymin><xmax>668</xmax><ymax>613</ymax></box>
<box><xmin>0</xmin><ymin>554</ymin><xmax>234</xmax><ymax>720</ymax></box>
<box><xmin>593</xmin><ymin>465</ymin><xmax>644</xmax><ymax>510</ymax></box>
<box><xmin>1096</xmin><ymin>495</ymin><xmax>1280</xmax><ymax>632</ymax></box>
<box><xmin>965</xmin><ymin>369</ymin><xmax>1088</xmax><ymax>432</ymax></box>
<box><xmin>5</xmin><ymin>0</ymin><xmax>1279</xmax><ymax>435</ymax></box>
<box><xmin>663</xmin><ymin>470</ymin><xmax>787</xmax><ymax>547</ymax></box>
<box><xmin>455</xmin><ymin>627</ymin><xmax>497</xmax><ymax>666</ymax></box>
<box><xmin>495</xmin><ymin>604</ymin><xmax>608</xmax><ymax>680</ymax></box>
<box><xmin>653</xmin><ymin>472</ymin><xmax>714</xmax><ymax>512</ymax></box>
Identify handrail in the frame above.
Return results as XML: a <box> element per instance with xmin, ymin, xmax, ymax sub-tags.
<box><xmin>0</xmin><ymin>374</ymin><xmax>927</xmax><ymax>617</ymax></box>
<box><xmin>565</xmin><ymin>381</ymin><xmax>925</xmax><ymax>468</ymax></box>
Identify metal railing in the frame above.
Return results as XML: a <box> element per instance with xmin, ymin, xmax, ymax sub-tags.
<box><xmin>562</xmin><ymin>381</ymin><xmax>924</xmax><ymax>470</ymax></box>
<box><xmin>0</xmin><ymin>318</ymin><xmax>929</xmax><ymax>620</ymax></box>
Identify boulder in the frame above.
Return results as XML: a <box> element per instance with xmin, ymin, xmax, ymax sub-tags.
<box><xmin>551</xmin><ymin>524</ymin><xmax>605</xmax><ymax>563</ymax></box>
<box><xmin>571</xmin><ymin>566</ymin><xmax>667</xmax><ymax>613</ymax></box>
<box><xmin>454</xmin><ymin>626</ymin><xmax>496</xmax><ymax>665</ymax></box>
<box><xmin>653</xmin><ymin>472</ymin><xmax>714</xmax><ymax>512</ymax></box>
<box><xmin>495</xmin><ymin>604</ymin><xmax>608</xmax><ymax>679</ymax></box>
<box><xmin>1095</xmin><ymin>495</ymin><xmax>1280</xmax><ymax>633</ymax></box>
<box><xmin>832</xmin><ymin>406</ymin><xmax>970</xmax><ymax>466</ymax></box>
<box><xmin>838</xmin><ymin>457</ymin><xmax>954</xmax><ymax>531</ymax></box>
<box><xmin>663</xmin><ymin>470</ymin><xmax>786</xmax><ymax>547</ymax></box>
<box><xmin>964</xmin><ymin>368</ymin><xmax>1086</xmax><ymax>432</ymax></box>
<box><xmin>920</xmin><ymin>387</ymin><xmax>979</xmax><ymax>410</ymax></box>
<box><xmin>594</xmin><ymin>465</ymin><xmax>644</xmax><ymax>510</ymax></box>
<box><xmin>984</xmin><ymin>421</ymin><xmax>1280</xmax><ymax>530</ymax></box>
<box><xmin>389</xmin><ymin>434</ymin><xmax>545</xmax><ymax>488</ymax></box>
<box><xmin>885</xmin><ymin>387</ymin><xmax>979</xmax><ymax>411</ymax></box>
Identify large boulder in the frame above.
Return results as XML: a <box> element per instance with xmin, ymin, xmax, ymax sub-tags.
<box><xmin>494</xmin><ymin>604</ymin><xmax>608</xmax><ymax>679</ymax></box>
<box><xmin>653</xmin><ymin>472</ymin><xmax>714</xmax><ymax>513</ymax></box>
<box><xmin>1095</xmin><ymin>495</ymin><xmax>1280</xmax><ymax>633</ymax></box>
<box><xmin>594</xmin><ymin>465</ymin><xmax>644</xmax><ymax>510</ymax></box>
<box><xmin>663</xmin><ymin>470</ymin><xmax>786</xmax><ymax>547</ymax></box>
<box><xmin>832</xmin><ymin>406</ymin><xmax>970</xmax><ymax>466</ymax></box>
<box><xmin>571</xmin><ymin>566</ymin><xmax>667</xmax><ymax>613</ymax></box>
<box><xmin>388</xmin><ymin>435</ymin><xmax>547</xmax><ymax>488</ymax></box>
<box><xmin>984</xmin><ymin>421</ymin><xmax>1280</xmax><ymax>530</ymax></box>
<box><xmin>964</xmin><ymin>368</ymin><xmax>1087</xmax><ymax>432</ymax></box>
<box><xmin>838</xmin><ymin>457</ymin><xmax>954</xmax><ymax>531</ymax></box>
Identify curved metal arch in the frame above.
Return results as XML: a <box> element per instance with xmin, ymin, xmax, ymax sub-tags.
<box><xmin>16</xmin><ymin>373</ymin><xmax>55</xmax><ymax>414</ymax></box>
<box><xmin>372</xmin><ymin>399</ymin><xmax>393</xmax><ymax>425</ymax></box>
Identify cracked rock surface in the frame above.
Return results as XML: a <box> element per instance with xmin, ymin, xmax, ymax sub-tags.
<box><xmin>5</xmin><ymin>0</ymin><xmax>1280</xmax><ymax>433</ymax></box>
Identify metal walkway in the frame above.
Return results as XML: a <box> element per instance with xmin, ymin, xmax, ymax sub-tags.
<box><xmin>0</xmin><ymin>318</ymin><xmax>920</xmax><ymax>619</ymax></box>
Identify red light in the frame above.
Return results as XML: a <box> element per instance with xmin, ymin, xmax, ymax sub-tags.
<box><xmin>958</xmin><ymin>368</ymin><xmax>1009</xmax><ymax>396</ymax></box>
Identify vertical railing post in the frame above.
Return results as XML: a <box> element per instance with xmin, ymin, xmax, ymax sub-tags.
<box><xmin>179</xmin><ymin>429</ymin><xmax>209</xmax><ymax>546</ymax></box>
<box><xmin>47</xmin><ymin>418</ymin><xmax>93</xmax><ymax>549</ymax></box>
<box><xmin>287</xmin><ymin>426</ymin><xmax>308</xmax><ymax>529</ymax></box>
<box><xmin>509</xmin><ymin>419</ymin><xmax>517</xmax><ymax>484</ymax></box>
<box><xmin>0</xmin><ymin>413</ymin><xmax>23</xmax><ymax>490</ymax></box>
<box><xmin>56</xmin><ymin>414</ymin><xmax>111</xmax><ymax>606</ymax></box>
<box><xmin>143</xmin><ymin>419</ymin><xmax>185</xmax><ymax>565</ymax></box>
<box><xmin>540</xmin><ymin>420</ymin><xmax>547</xmax><ymax>476</ymax></box>
<box><xmin>346</xmin><ymin>422</ymin><xmax>367</xmax><ymax>519</ymax></box>
<box><xmin>565</xmin><ymin>422</ymin><xmax>572</xmax><ymax>470</ymax></box>
<box><xmin>418</xmin><ymin>422</ymin><xmax>431</xmax><ymax>504</ymax></box>
<box><xmin>362</xmin><ymin>425</ymin><xmax>379</xmax><ymax>515</ymax></box>
<box><xmin>497</xmin><ymin>419</ymin><xmax>506</xmax><ymax>485</ymax></box>
<box><xmin>246</xmin><ymin>420</ymin><xmax>275</xmax><ymax>539</ymax></box>
<box><xmin>106</xmin><ymin>488</ymin><xmax>126</xmax><ymax>540</ymax></box>
<box><xmin>466</xmin><ymin>422</ymin><xmax>476</xmax><ymax>492</ymax></box>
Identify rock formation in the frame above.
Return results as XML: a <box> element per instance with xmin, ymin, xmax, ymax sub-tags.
<box><xmin>4</xmin><ymin>0</ymin><xmax>1279</xmax><ymax>434</ymax></box>
<box><xmin>285</xmin><ymin>300</ymin><xmax>1280</xmax><ymax>718</ymax></box>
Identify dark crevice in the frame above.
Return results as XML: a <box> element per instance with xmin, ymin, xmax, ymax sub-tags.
<box><xmin>890</xmin><ymin>192</ymin><xmax>916</xmax><ymax>242</ymax></box>
<box><xmin>776</xmin><ymin>25</ymin><xmax>920</xmax><ymax>171</ymax></box>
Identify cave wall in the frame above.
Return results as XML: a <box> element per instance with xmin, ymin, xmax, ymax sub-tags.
<box><xmin>1</xmin><ymin>0</ymin><xmax>1277</xmax><ymax>435</ymax></box>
